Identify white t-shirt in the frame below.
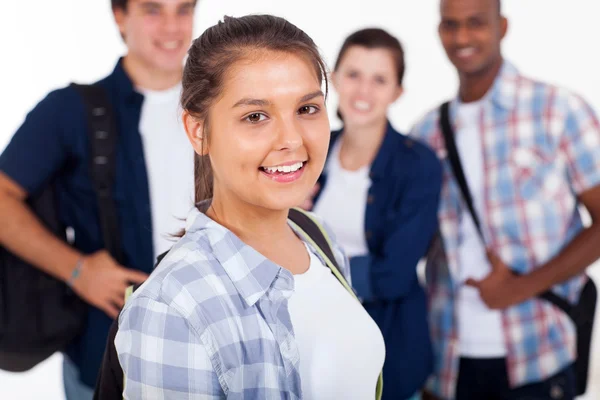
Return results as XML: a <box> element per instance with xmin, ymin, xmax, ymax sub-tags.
<box><xmin>312</xmin><ymin>139</ymin><xmax>370</xmax><ymax>258</ymax></box>
<box><xmin>288</xmin><ymin>245</ymin><xmax>385</xmax><ymax>399</ymax></box>
<box><xmin>138</xmin><ymin>84</ymin><xmax>195</xmax><ymax>259</ymax></box>
<box><xmin>455</xmin><ymin>100</ymin><xmax>507</xmax><ymax>357</ymax></box>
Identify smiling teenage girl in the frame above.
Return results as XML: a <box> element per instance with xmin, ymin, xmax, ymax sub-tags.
<box><xmin>311</xmin><ymin>28</ymin><xmax>442</xmax><ymax>400</ymax></box>
<box><xmin>114</xmin><ymin>15</ymin><xmax>385</xmax><ymax>399</ymax></box>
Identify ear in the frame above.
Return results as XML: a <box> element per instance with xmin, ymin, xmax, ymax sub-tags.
<box><xmin>393</xmin><ymin>86</ymin><xmax>404</xmax><ymax>103</ymax></box>
<box><xmin>500</xmin><ymin>16</ymin><xmax>508</xmax><ymax>40</ymax></box>
<box><xmin>113</xmin><ymin>7</ymin><xmax>127</xmax><ymax>38</ymax></box>
<box><xmin>183</xmin><ymin>111</ymin><xmax>209</xmax><ymax>156</ymax></box>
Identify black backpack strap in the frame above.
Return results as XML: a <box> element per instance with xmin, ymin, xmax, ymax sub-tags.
<box><xmin>288</xmin><ymin>207</ymin><xmax>384</xmax><ymax>397</ymax></box>
<box><xmin>288</xmin><ymin>208</ymin><xmax>340</xmax><ymax>273</ymax></box>
<box><xmin>439</xmin><ymin>102</ymin><xmax>485</xmax><ymax>240</ymax></box>
<box><xmin>438</xmin><ymin>102</ymin><xmax>574</xmax><ymax>318</ymax></box>
<box><xmin>71</xmin><ymin>83</ymin><xmax>123</xmax><ymax>264</ymax></box>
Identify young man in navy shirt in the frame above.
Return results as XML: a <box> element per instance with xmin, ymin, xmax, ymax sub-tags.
<box><xmin>0</xmin><ymin>1</ymin><xmax>197</xmax><ymax>398</ymax></box>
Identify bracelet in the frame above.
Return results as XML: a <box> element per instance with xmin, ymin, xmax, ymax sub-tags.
<box><xmin>67</xmin><ymin>257</ymin><xmax>85</xmax><ymax>287</ymax></box>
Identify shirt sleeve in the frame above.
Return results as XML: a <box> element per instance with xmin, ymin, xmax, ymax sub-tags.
<box><xmin>408</xmin><ymin>109</ymin><xmax>440</xmax><ymax>149</ymax></box>
<box><xmin>560</xmin><ymin>92</ymin><xmax>600</xmax><ymax>194</ymax></box>
<box><xmin>0</xmin><ymin>89</ymin><xmax>74</xmax><ymax>194</ymax></box>
<box><xmin>115</xmin><ymin>295</ymin><xmax>223</xmax><ymax>399</ymax></box>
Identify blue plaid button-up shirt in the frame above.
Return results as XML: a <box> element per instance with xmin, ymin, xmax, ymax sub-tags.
<box><xmin>411</xmin><ymin>61</ymin><xmax>600</xmax><ymax>399</ymax></box>
<box><xmin>115</xmin><ymin>208</ymin><xmax>352</xmax><ymax>399</ymax></box>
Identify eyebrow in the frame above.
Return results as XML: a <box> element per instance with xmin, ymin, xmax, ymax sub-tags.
<box><xmin>232</xmin><ymin>90</ymin><xmax>324</xmax><ymax>109</ymax></box>
<box><xmin>139</xmin><ymin>2</ymin><xmax>161</xmax><ymax>9</ymax></box>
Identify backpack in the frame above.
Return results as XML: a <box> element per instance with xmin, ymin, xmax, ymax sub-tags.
<box><xmin>0</xmin><ymin>83</ymin><xmax>122</xmax><ymax>372</ymax></box>
<box><xmin>93</xmin><ymin>208</ymin><xmax>384</xmax><ymax>400</ymax></box>
<box><xmin>439</xmin><ymin>101</ymin><xmax>598</xmax><ymax>395</ymax></box>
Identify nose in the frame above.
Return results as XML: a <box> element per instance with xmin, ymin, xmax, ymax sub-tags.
<box><xmin>455</xmin><ymin>25</ymin><xmax>470</xmax><ymax>46</ymax></box>
<box><xmin>357</xmin><ymin>77</ymin><xmax>371</xmax><ymax>97</ymax></box>
<box><xmin>161</xmin><ymin>13</ymin><xmax>179</xmax><ymax>34</ymax></box>
<box><xmin>275</xmin><ymin>117</ymin><xmax>303</xmax><ymax>152</ymax></box>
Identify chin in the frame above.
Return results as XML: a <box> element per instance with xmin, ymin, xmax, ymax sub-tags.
<box><xmin>151</xmin><ymin>57</ymin><xmax>185</xmax><ymax>74</ymax></box>
<box><xmin>452</xmin><ymin>60</ymin><xmax>490</xmax><ymax>77</ymax></box>
<box><xmin>344</xmin><ymin>114</ymin><xmax>382</xmax><ymax>128</ymax></box>
<box><xmin>261</xmin><ymin>190</ymin><xmax>309</xmax><ymax>212</ymax></box>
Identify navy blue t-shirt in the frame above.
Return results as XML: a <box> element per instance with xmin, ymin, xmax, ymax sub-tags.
<box><xmin>0</xmin><ymin>59</ymin><xmax>155</xmax><ymax>387</ymax></box>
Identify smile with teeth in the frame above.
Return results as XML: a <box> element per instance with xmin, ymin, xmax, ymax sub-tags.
<box><xmin>353</xmin><ymin>100</ymin><xmax>372</xmax><ymax>112</ymax></box>
<box><xmin>157</xmin><ymin>41</ymin><xmax>180</xmax><ymax>50</ymax></box>
<box><xmin>261</xmin><ymin>161</ymin><xmax>305</xmax><ymax>174</ymax></box>
<box><xmin>456</xmin><ymin>47</ymin><xmax>476</xmax><ymax>58</ymax></box>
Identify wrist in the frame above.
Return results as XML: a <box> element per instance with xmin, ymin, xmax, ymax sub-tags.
<box><xmin>66</xmin><ymin>256</ymin><xmax>85</xmax><ymax>288</ymax></box>
<box><xmin>515</xmin><ymin>272</ymin><xmax>542</xmax><ymax>301</ymax></box>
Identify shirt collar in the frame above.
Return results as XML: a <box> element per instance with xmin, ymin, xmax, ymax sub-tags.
<box><xmin>329</xmin><ymin>121</ymin><xmax>400</xmax><ymax>181</ymax></box>
<box><xmin>451</xmin><ymin>60</ymin><xmax>521</xmax><ymax>113</ymax></box>
<box><xmin>369</xmin><ymin>121</ymin><xmax>402</xmax><ymax>180</ymax></box>
<box><xmin>489</xmin><ymin>60</ymin><xmax>520</xmax><ymax>110</ymax></box>
<box><xmin>185</xmin><ymin>208</ymin><xmax>295</xmax><ymax>307</ymax></box>
<box><xmin>107</xmin><ymin>57</ymin><xmax>143</xmax><ymax>103</ymax></box>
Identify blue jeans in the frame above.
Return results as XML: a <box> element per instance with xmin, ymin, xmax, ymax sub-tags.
<box><xmin>63</xmin><ymin>355</ymin><xmax>94</xmax><ymax>400</ymax></box>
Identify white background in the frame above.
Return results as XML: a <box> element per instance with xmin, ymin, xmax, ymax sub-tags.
<box><xmin>1</xmin><ymin>0</ymin><xmax>600</xmax><ymax>399</ymax></box>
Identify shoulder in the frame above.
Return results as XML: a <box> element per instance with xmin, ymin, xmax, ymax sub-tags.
<box><xmin>408</xmin><ymin>107</ymin><xmax>442</xmax><ymax>144</ymax></box>
<box><xmin>390</xmin><ymin>128</ymin><xmax>442</xmax><ymax>182</ymax></box>
<box><xmin>515</xmin><ymin>74</ymin><xmax>598</xmax><ymax>137</ymax></box>
<box><xmin>517</xmin><ymin>73</ymin><xmax>592</xmax><ymax>112</ymax></box>
<box><xmin>25</xmin><ymin>85</ymin><xmax>85</xmax><ymax>124</ymax></box>
<box><xmin>121</xmin><ymin>232</ymin><xmax>240</xmax><ymax>336</ymax></box>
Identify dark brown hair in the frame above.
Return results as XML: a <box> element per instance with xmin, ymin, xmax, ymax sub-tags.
<box><xmin>181</xmin><ymin>14</ymin><xmax>329</xmax><ymax>207</ymax></box>
<box><xmin>111</xmin><ymin>0</ymin><xmax>198</xmax><ymax>11</ymax></box>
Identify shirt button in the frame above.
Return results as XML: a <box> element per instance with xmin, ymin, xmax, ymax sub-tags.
<box><xmin>367</xmin><ymin>195</ymin><xmax>375</xmax><ymax>204</ymax></box>
<box><xmin>365</xmin><ymin>231</ymin><xmax>373</xmax><ymax>240</ymax></box>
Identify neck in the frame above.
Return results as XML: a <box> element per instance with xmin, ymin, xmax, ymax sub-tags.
<box><xmin>122</xmin><ymin>54</ymin><xmax>182</xmax><ymax>91</ymax></box>
<box><xmin>206</xmin><ymin>190</ymin><xmax>293</xmax><ymax>249</ymax></box>
<box><xmin>338</xmin><ymin>118</ymin><xmax>387</xmax><ymax>171</ymax></box>
<box><xmin>458</xmin><ymin>57</ymin><xmax>503</xmax><ymax>103</ymax></box>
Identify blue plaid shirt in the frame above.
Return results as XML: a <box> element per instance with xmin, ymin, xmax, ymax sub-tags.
<box><xmin>115</xmin><ymin>208</ymin><xmax>352</xmax><ymax>399</ymax></box>
<box><xmin>411</xmin><ymin>61</ymin><xmax>600</xmax><ymax>399</ymax></box>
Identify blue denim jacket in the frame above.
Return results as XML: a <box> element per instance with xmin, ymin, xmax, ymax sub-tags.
<box><xmin>314</xmin><ymin>123</ymin><xmax>442</xmax><ymax>399</ymax></box>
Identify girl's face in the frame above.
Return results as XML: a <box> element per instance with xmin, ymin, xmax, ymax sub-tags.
<box><xmin>333</xmin><ymin>45</ymin><xmax>403</xmax><ymax>128</ymax></box>
<box><xmin>184</xmin><ymin>50</ymin><xmax>330</xmax><ymax>213</ymax></box>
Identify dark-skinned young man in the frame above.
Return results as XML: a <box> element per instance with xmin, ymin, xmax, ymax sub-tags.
<box><xmin>412</xmin><ymin>0</ymin><xmax>600</xmax><ymax>399</ymax></box>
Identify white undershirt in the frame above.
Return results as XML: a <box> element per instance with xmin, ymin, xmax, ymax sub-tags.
<box><xmin>312</xmin><ymin>140</ymin><xmax>370</xmax><ymax>258</ymax></box>
<box><xmin>138</xmin><ymin>84</ymin><xmax>195</xmax><ymax>259</ymax></box>
<box><xmin>288</xmin><ymin>245</ymin><xmax>385</xmax><ymax>399</ymax></box>
<box><xmin>455</xmin><ymin>100</ymin><xmax>507</xmax><ymax>358</ymax></box>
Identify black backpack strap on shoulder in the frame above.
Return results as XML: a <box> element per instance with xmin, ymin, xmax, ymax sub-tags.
<box><xmin>71</xmin><ymin>83</ymin><xmax>123</xmax><ymax>264</ymax></box>
<box><xmin>438</xmin><ymin>102</ymin><xmax>575</xmax><ymax>318</ymax></box>
<box><xmin>439</xmin><ymin>101</ymin><xmax>484</xmax><ymax>240</ymax></box>
<box><xmin>288</xmin><ymin>208</ymin><xmax>340</xmax><ymax>273</ymax></box>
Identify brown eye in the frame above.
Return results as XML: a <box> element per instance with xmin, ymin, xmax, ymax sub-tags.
<box><xmin>298</xmin><ymin>105</ymin><xmax>319</xmax><ymax>115</ymax></box>
<box><xmin>245</xmin><ymin>113</ymin><xmax>266</xmax><ymax>123</ymax></box>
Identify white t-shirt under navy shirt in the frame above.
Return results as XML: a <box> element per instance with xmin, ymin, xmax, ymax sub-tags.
<box><xmin>312</xmin><ymin>139</ymin><xmax>371</xmax><ymax>258</ymax></box>
<box><xmin>138</xmin><ymin>84</ymin><xmax>195</xmax><ymax>259</ymax></box>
